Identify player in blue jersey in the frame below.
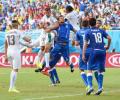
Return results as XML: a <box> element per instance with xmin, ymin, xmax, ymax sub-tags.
<box><xmin>41</xmin><ymin>15</ymin><xmax>76</xmax><ymax>76</ymax></box>
<box><xmin>74</xmin><ymin>19</ymin><xmax>90</xmax><ymax>89</ymax></box>
<box><xmin>82</xmin><ymin>18</ymin><xmax>111</xmax><ymax>95</ymax></box>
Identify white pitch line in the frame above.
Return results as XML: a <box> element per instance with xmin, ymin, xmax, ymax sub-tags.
<box><xmin>23</xmin><ymin>93</ymin><xmax>84</xmax><ymax>100</ymax></box>
<box><xmin>23</xmin><ymin>89</ymin><xmax>120</xmax><ymax>100</ymax></box>
<box><xmin>0</xmin><ymin>72</ymin><xmax>32</xmax><ymax>75</ymax></box>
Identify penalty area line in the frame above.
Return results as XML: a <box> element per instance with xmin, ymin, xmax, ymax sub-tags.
<box><xmin>23</xmin><ymin>89</ymin><xmax>120</xmax><ymax>100</ymax></box>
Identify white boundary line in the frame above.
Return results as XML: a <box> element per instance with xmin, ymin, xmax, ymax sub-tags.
<box><xmin>0</xmin><ymin>72</ymin><xmax>32</xmax><ymax>75</ymax></box>
<box><xmin>23</xmin><ymin>89</ymin><xmax>120</xmax><ymax>100</ymax></box>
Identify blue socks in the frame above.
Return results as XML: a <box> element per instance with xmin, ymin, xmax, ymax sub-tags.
<box><xmin>94</xmin><ymin>71</ymin><xmax>98</xmax><ymax>84</ymax></box>
<box><xmin>49</xmin><ymin>68</ymin><xmax>60</xmax><ymax>84</ymax></box>
<box><xmin>52</xmin><ymin>68</ymin><xmax>60</xmax><ymax>82</ymax></box>
<box><xmin>87</xmin><ymin>73</ymin><xmax>93</xmax><ymax>89</ymax></box>
<box><xmin>98</xmin><ymin>73</ymin><xmax>104</xmax><ymax>90</ymax></box>
<box><xmin>81</xmin><ymin>72</ymin><xmax>88</xmax><ymax>87</ymax></box>
<box><xmin>49</xmin><ymin>70</ymin><xmax>55</xmax><ymax>84</ymax></box>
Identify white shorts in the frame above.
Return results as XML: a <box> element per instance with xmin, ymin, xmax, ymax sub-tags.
<box><xmin>7</xmin><ymin>48</ymin><xmax>21</xmax><ymax>69</ymax></box>
<box><xmin>45</xmin><ymin>32</ymin><xmax>55</xmax><ymax>46</ymax></box>
<box><xmin>39</xmin><ymin>33</ymin><xmax>46</xmax><ymax>47</ymax></box>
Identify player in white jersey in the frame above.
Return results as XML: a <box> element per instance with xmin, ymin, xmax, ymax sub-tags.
<box><xmin>5</xmin><ymin>20</ymin><xmax>30</xmax><ymax>93</ymax></box>
<box><xmin>27</xmin><ymin>22</ymin><xmax>55</xmax><ymax>70</ymax></box>
<box><xmin>65</xmin><ymin>5</ymin><xmax>80</xmax><ymax>46</ymax></box>
<box><xmin>36</xmin><ymin>7</ymin><xmax>59</xmax><ymax>74</ymax></box>
<box><xmin>65</xmin><ymin>5</ymin><xmax>80</xmax><ymax>31</ymax></box>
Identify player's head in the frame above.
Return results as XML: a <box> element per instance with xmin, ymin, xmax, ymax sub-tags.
<box><xmin>44</xmin><ymin>6</ymin><xmax>51</xmax><ymax>17</ymax></box>
<box><xmin>12</xmin><ymin>20</ymin><xmax>19</xmax><ymax>29</ymax></box>
<box><xmin>58</xmin><ymin>15</ymin><xmax>65</xmax><ymax>24</ymax></box>
<box><xmin>81</xmin><ymin>19</ymin><xmax>89</xmax><ymax>28</ymax></box>
<box><xmin>89</xmin><ymin>17</ymin><xmax>96</xmax><ymax>27</ymax></box>
<box><xmin>65</xmin><ymin>5</ymin><xmax>73</xmax><ymax>13</ymax></box>
<box><xmin>96</xmin><ymin>20</ymin><xmax>102</xmax><ymax>28</ymax></box>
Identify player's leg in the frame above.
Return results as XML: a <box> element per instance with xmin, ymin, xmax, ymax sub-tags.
<box><xmin>49</xmin><ymin>53</ymin><xmax>61</xmax><ymax>85</ymax></box>
<box><xmin>8</xmin><ymin>52</ymin><xmax>21</xmax><ymax>93</ymax></box>
<box><xmin>79</xmin><ymin>55</ymin><xmax>88</xmax><ymax>87</ymax></box>
<box><xmin>86</xmin><ymin>52</ymin><xmax>96</xmax><ymax>95</ymax></box>
<box><xmin>41</xmin><ymin>44</ymin><xmax>61</xmax><ymax>76</ymax></box>
<box><xmin>44</xmin><ymin>32</ymin><xmax>53</xmax><ymax>69</ymax></box>
<box><xmin>95</xmin><ymin>51</ymin><xmax>106</xmax><ymax>95</ymax></box>
<box><xmin>9</xmin><ymin>69</ymin><xmax>20</xmax><ymax>93</ymax></box>
<box><xmin>49</xmin><ymin>68</ymin><xmax>56</xmax><ymax>86</ymax></box>
<box><xmin>62</xmin><ymin>45</ymin><xmax>74</xmax><ymax>72</ymax></box>
<box><xmin>79</xmin><ymin>54</ymin><xmax>88</xmax><ymax>87</ymax></box>
<box><xmin>49</xmin><ymin>51</ymin><xmax>61</xmax><ymax>84</ymax></box>
<box><xmin>44</xmin><ymin>44</ymin><xmax>51</xmax><ymax>68</ymax></box>
<box><xmin>35</xmin><ymin>46</ymin><xmax>45</xmax><ymax>68</ymax></box>
<box><xmin>52</xmin><ymin>67</ymin><xmax>60</xmax><ymax>84</ymax></box>
<box><xmin>94</xmin><ymin>70</ymin><xmax>98</xmax><ymax>84</ymax></box>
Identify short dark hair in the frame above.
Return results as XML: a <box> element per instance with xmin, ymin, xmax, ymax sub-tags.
<box><xmin>89</xmin><ymin>18</ymin><xmax>96</xmax><ymax>26</ymax></box>
<box><xmin>82</xmin><ymin>20</ymin><xmax>89</xmax><ymax>27</ymax></box>
<box><xmin>12</xmin><ymin>19</ymin><xmax>18</xmax><ymax>23</ymax></box>
<box><xmin>66</xmin><ymin>5</ymin><xmax>73</xmax><ymax>13</ymax></box>
<box><xmin>12</xmin><ymin>20</ymin><xmax>19</xmax><ymax>27</ymax></box>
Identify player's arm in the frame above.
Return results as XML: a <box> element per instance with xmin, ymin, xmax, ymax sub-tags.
<box><xmin>5</xmin><ymin>40</ymin><xmax>8</xmax><ymax>62</ymax></box>
<box><xmin>102</xmin><ymin>30</ymin><xmax>111</xmax><ymax>50</ymax></box>
<box><xmin>104</xmin><ymin>35</ymin><xmax>111</xmax><ymax>50</ymax></box>
<box><xmin>82</xmin><ymin>40</ymin><xmax>88</xmax><ymax>62</ymax></box>
<box><xmin>82</xmin><ymin>32</ymin><xmax>89</xmax><ymax>62</ymax></box>
<box><xmin>45</xmin><ymin>22</ymin><xmax>59</xmax><ymax>32</ymax></box>
<box><xmin>70</xmin><ymin>24</ymin><xmax>77</xmax><ymax>46</ymax></box>
<box><xmin>72</xmin><ymin>32</ymin><xmax>79</xmax><ymax>46</ymax></box>
<box><xmin>19</xmin><ymin>36</ymin><xmax>32</xmax><ymax>47</ymax></box>
<box><xmin>23</xmin><ymin>36</ymin><xmax>31</xmax><ymax>43</ymax></box>
<box><xmin>21</xmin><ymin>37</ymin><xmax>40</xmax><ymax>48</ymax></box>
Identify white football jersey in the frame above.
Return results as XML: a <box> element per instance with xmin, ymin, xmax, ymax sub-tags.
<box><xmin>65</xmin><ymin>11</ymin><xmax>80</xmax><ymax>31</ymax></box>
<box><xmin>5</xmin><ymin>29</ymin><xmax>21</xmax><ymax>50</ymax></box>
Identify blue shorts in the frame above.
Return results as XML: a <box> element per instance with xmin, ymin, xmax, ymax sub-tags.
<box><xmin>49</xmin><ymin>43</ymin><xmax>69</xmax><ymax>68</ymax></box>
<box><xmin>88</xmin><ymin>50</ymin><xmax>106</xmax><ymax>72</ymax></box>
<box><xmin>79</xmin><ymin>53</ymin><xmax>90</xmax><ymax>70</ymax></box>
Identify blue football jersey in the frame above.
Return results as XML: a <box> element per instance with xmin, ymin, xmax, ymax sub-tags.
<box><xmin>85</xmin><ymin>27</ymin><xmax>108</xmax><ymax>50</ymax></box>
<box><xmin>56</xmin><ymin>22</ymin><xmax>73</xmax><ymax>43</ymax></box>
<box><xmin>76</xmin><ymin>27</ymin><xmax>91</xmax><ymax>54</ymax></box>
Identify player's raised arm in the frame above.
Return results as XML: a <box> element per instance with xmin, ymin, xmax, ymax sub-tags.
<box><xmin>45</xmin><ymin>22</ymin><xmax>59</xmax><ymax>33</ymax></box>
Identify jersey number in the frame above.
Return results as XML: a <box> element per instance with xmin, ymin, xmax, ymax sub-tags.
<box><xmin>93</xmin><ymin>33</ymin><xmax>102</xmax><ymax>43</ymax></box>
<box><xmin>7</xmin><ymin>35</ymin><xmax>15</xmax><ymax>45</ymax></box>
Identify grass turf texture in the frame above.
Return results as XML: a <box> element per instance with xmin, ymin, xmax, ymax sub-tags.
<box><xmin>0</xmin><ymin>68</ymin><xmax>120</xmax><ymax>100</ymax></box>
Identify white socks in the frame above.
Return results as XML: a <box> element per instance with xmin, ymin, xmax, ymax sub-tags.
<box><xmin>10</xmin><ymin>70</ymin><xmax>17</xmax><ymax>89</ymax></box>
<box><xmin>44</xmin><ymin>53</ymin><xmax>50</xmax><ymax>68</ymax></box>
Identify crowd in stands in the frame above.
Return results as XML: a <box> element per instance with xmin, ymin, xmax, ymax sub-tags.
<box><xmin>0</xmin><ymin>0</ymin><xmax>120</xmax><ymax>32</ymax></box>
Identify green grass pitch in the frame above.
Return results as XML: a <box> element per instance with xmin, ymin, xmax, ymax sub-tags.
<box><xmin>0</xmin><ymin>67</ymin><xmax>120</xmax><ymax>100</ymax></box>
